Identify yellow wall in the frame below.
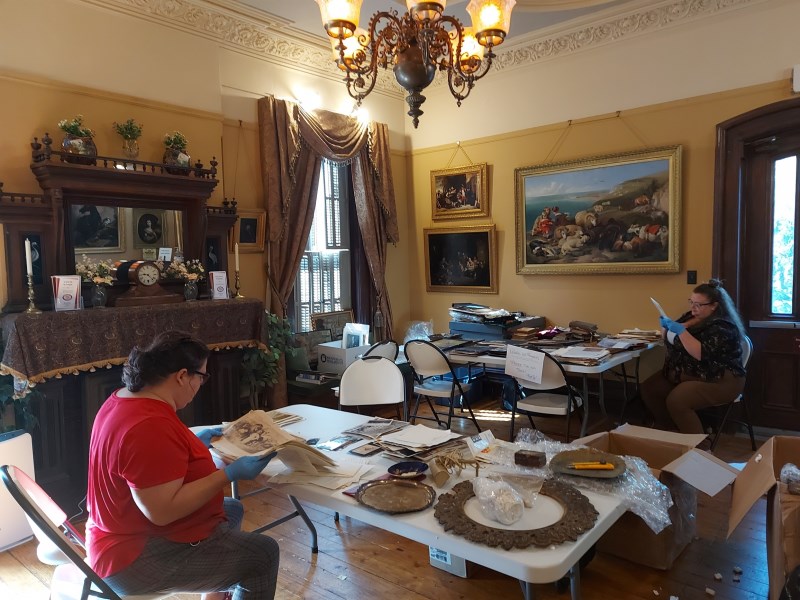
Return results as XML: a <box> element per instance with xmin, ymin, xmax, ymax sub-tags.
<box><xmin>408</xmin><ymin>81</ymin><xmax>793</xmax><ymax>370</ymax></box>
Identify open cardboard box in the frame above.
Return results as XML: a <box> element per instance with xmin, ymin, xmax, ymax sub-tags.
<box><xmin>575</xmin><ymin>424</ymin><xmax>739</xmax><ymax>569</ymax></box>
<box><xmin>728</xmin><ymin>436</ymin><xmax>800</xmax><ymax>600</ymax></box>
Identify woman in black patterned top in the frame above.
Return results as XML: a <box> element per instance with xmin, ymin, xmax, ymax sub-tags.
<box><xmin>642</xmin><ymin>279</ymin><xmax>746</xmax><ymax>434</ymax></box>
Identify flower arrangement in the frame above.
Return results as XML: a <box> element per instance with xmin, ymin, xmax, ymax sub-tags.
<box><xmin>164</xmin><ymin>258</ymin><xmax>205</xmax><ymax>281</ymax></box>
<box><xmin>75</xmin><ymin>254</ymin><xmax>113</xmax><ymax>285</ymax></box>
<box><xmin>163</xmin><ymin>131</ymin><xmax>188</xmax><ymax>151</ymax></box>
<box><xmin>113</xmin><ymin>118</ymin><xmax>143</xmax><ymax>140</ymax></box>
<box><xmin>58</xmin><ymin>114</ymin><xmax>94</xmax><ymax>138</ymax></box>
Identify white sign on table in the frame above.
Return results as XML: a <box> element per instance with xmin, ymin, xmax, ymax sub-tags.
<box><xmin>209</xmin><ymin>271</ymin><xmax>229</xmax><ymax>299</ymax></box>
<box><xmin>504</xmin><ymin>344</ymin><xmax>544</xmax><ymax>384</ymax></box>
<box><xmin>51</xmin><ymin>275</ymin><xmax>82</xmax><ymax>311</ymax></box>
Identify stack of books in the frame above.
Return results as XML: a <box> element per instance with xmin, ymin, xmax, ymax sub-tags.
<box><xmin>550</xmin><ymin>346</ymin><xmax>611</xmax><ymax>366</ymax></box>
<box><xmin>510</xmin><ymin>326</ymin><xmax>540</xmax><ymax>341</ymax></box>
<box><xmin>617</xmin><ymin>328</ymin><xmax>662</xmax><ymax>342</ymax></box>
<box><xmin>295</xmin><ymin>370</ymin><xmax>339</xmax><ymax>385</ymax></box>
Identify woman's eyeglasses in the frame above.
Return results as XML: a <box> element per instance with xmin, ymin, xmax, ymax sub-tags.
<box><xmin>687</xmin><ymin>300</ymin><xmax>714</xmax><ymax>309</ymax></box>
<box><xmin>192</xmin><ymin>370</ymin><xmax>211</xmax><ymax>383</ymax></box>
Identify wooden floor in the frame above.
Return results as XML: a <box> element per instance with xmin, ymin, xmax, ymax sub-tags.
<box><xmin>0</xmin><ymin>393</ymin><xmax>769</xmax><ymax>600</ymax></box>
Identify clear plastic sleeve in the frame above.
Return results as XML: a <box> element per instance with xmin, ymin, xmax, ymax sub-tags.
<box><xmin>404</xmin><ymin>320</ymin><xmax>434</xmax><ymax>344</ymax></box>
<box><xmin>472</xmin><ymin>477</ymin><xmax>524</xmax><ymax>525</ymax></box>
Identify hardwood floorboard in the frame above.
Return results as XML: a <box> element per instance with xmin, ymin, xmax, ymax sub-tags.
<box><xmin>0</xmin><ymin>394</ymin><xmax>777</xmax><ymax>599</ymax></box>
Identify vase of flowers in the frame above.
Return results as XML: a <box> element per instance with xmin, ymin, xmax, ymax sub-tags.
<box><xmin>164</xmin><ymin>257</ymin><xmax>204</xmax><ymax>301</ymax></box>
<box><xmin>162</xmin><ymin>131</ymin><xmax>190</xmax><ymax>174</ymax></box>
<box><xmin>113</xmin><ymin>118</ymin><xmax>143</xmax><ymax>160</ymax></box>
<box><xmin>59</xmin><ymin>115</ymin><xmax>97</xmax><ymax>165</ymax></box>
<box><xmin>75</xmin><ymin>254</ymin><xmax>113</xmax><ymax>308</ymax></box>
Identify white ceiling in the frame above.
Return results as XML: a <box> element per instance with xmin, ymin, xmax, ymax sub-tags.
<box><xmin>236</xmin><ymin>0</ymin><xmax>634</xmax><ymax>43</ymax></box>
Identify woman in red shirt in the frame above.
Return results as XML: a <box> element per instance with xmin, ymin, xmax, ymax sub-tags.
<box><xmin>87</xmin><ymin>331</ymin><xmax>279</xmax><ymax>599</ymax></box>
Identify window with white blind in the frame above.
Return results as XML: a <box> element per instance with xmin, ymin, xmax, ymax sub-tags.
<box><xmin>293</xmin><ymin>160</ymin><xmax>351</xmax><ymax>332</ymax></box>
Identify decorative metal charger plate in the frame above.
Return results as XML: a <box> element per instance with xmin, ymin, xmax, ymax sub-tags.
<box><xmin>434</xmin><ymin>479</ymin><xmax>598</xmax><ymax>550</ymax></box>
<box><xmin>550</xmin><ymin>448</ymin><xmax>626</xmax><ymax>479</ymax></box>
<box><xmin>355</xmin><ymin>479</ymin><xmax>436</xmax><ymax>514</ymax></box>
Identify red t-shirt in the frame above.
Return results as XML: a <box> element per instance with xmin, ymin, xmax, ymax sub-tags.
<box><xmin>86</xmin><ymin>392</ymin><xmax>225</xmax><ymax>577</ymax></box>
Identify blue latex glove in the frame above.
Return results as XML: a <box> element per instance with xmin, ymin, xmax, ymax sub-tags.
<box><xmin>195</xmin><ymin>427</ymin><xmax>224</xmax><ymax>448</ymax></box>
<box><xmin>659</xmin><ymin>316</ymin><xmax>685</xmax><ymax>335</ymax></box>
<box><xmin>224</xmin><ymin>453</ymin><xmax>277</xmax><ymax>482</ymax></box>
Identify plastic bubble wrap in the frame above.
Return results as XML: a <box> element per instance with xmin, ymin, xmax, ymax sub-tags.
<box><xmin>511</xmin><ymin>428</ymin><xmax>674</xmax><ymax>534</ymax></box>
<box><xmin>404</xmin><ymin>320</ymin><xmax>433</xmax><ymax>344</ymax></box>
<box><xmin>780</xmin><ymin>463</ymin><xmax>800</xmax><ymax>494</ymax></box>
<box><xmin>472</xmin><ymin>477</ymin><xmax>524</xmax><ymax>525</ymax></box>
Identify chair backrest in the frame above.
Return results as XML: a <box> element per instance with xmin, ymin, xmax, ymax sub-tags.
<box><xmin>404</xmin><ymin>339</ymin><xmax>453</xmax><ymax>378</ymax></box>
<box><xmin>0</xmin><ymin>465</ymin><xmax>120</xmax><ymax>600</ymax></box>
<box><xmin>363</xmin><ymin>340</ymin><xmax>399</xmax><ymax>361</ymax></box>
<box><xmin>741</xmin><ymin>335</ymin><xmax>753</xmax><ymax>368</ymax></box>
<box><xmin>339</xmin><ymin>356</ymin><xmax>405</xmax><ymax>407</ymax></box>
<box><xmin>514</xmin><ymin>350</ymin><xmax>570</xmax><ymax>391</ymax></box>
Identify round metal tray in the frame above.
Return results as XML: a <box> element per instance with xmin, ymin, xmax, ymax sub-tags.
<box><xmin>356</xmin><ymin>479</ymin><xmax>436</xmax><ymax>514</ymax></box>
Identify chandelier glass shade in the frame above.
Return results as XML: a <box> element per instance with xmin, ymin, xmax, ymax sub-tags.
<box><xmin>316</xmin><ymin>0</ymin><xmax>516</xmax><ymax>127</ymax></box>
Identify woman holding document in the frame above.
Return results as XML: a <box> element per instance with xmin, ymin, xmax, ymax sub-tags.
<box><xmin>642</xmin><ymin>279</ymin><xmax>746</xmax><ymax>436</ymax></box>
<box><xmin>86</xmin><ymin>331</ymin><xmax>279</xmax><ymax>600</ymax></box>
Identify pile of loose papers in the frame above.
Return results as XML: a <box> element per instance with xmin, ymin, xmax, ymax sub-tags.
<box><xmin>550</xmin><ymin>346</ymin><xmax>611</xmax><ymax>366</ymax></box>
<box><xmin>378</xmin><ymin>424</ymin><xmax>462</xmax><ymax>459</ymax></box>
<box><xmin>617</xmin><ymin>328</ymin><xmax>661</xmax><ymax>342</ymax></box>
<box><xmin>266</xmin><ymin>457</ymin><xmax>376</xmax><ymax>490</ymax></box>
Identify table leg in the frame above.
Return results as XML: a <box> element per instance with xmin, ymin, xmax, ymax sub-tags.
<box><xmin>598</xmin><ymin>372</ymin><xmax>607</xmax><ymax>417</ymax></box>
<box><xmin>252</xmin><ymin>494</ymin><xmax>319</xmax><ymax>554</ymax></box>
<box><xmin>580</xmin><ymin>375</ymin><xmax>590</xmax><ymax>438</ymax></box>
<box><xmin>518</xmin><ymin>580</ymin><xmax>535</xmax><ymax>600</ymax></box>
<box><xmin>570</xmin><ymin>562</ymin><xmax>582</xmax><ymax>600</ymax></box>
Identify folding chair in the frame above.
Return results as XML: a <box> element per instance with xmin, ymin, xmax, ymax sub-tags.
<box><xmin>363</xmin><ymin>339</ymin><xmax>399</xmax><ymax>361</ymax></box>
<box><xmin>405</xmin><ymin>339</ymin><xmax>481</xmax><ymax>432</ymax></box>
<box><xmin>0</xmin><ymin>464</ymin><xmax>169</xmax><ymax>600</ymax></box>
<box><xmin>339</xmin><ymin>355</ymin><xmax>406</xmax><ymax>420</ymax></box>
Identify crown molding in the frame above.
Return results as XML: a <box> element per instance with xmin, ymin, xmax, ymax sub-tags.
<box><xmin>78</xmin><ymin>0</ymin><xmax>765</xmax><ymax>97</ymax></box>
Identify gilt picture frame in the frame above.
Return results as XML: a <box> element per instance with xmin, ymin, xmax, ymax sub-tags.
<box><xmin>424</xmin><ymin>224</ymin><xmax>497</xmax><ymax>294</ymax></box>
<box><xmin>431</xmin><ymin>163</ymin><xmax>489</xmax><ymax>220</ymax></box>
<box><xmin>231</xmin><ymin>209</ymin><xmax>266</xmax><ymax>253</ymax></box>
<box><xmin>311</xmin><ymin>310</ymin><xmax>355</xmax><ymax>341</ymax></box>
<box><xmin>132</xmin><ymin>208</ymin><xmax>166</xmax><ymax>250</ymax></box>
<box><xmin>70</xmin><ymin>205</ymin><xmax>125</xmax><ymax>254</ymax></box>
<box><xmin>515</xmin><ymin>146</ymin><xmax>681</xmax><ymax>275</ymax></box>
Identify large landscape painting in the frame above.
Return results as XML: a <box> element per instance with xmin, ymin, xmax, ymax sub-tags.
<box><xmin>515</xmin><ymin>146</ymin><xmax>681</xmax><ymax>274</ymax></box>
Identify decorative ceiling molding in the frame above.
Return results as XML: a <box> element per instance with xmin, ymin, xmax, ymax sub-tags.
<box><xmin>79</xmin><ymin>0</ymin><xmax>765</xmax><ymax>98</ymax></box>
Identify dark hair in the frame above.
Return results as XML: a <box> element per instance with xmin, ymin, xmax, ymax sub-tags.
<box><xmin>122</xmin><ymin>330</ymin><xmax>210</xmax><ymax>392</ymax></box>
<box><xmin>694</xmin><ymin>278</ymin><xmax>746</xmax><ymax>340</ymax></box>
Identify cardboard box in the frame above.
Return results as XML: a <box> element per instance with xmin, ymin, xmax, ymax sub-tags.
<box><xmin>575</xmin><ymin>424</ymin><xmax>738</xmax><ymax>570</ymax></box>
<box><xmin>728</xmin><ymin>436</ymin><xmax>800</xmax><ymax>600</ymax></box>
<box><xmin>316</xmin><ymin>341</ymin><xmax>370</xmax><ymax>375</ymax></box>
<box><xmin>428</xmin><ymin>546</ymin><xmax>472</xmax><ymax>578</ymax></box>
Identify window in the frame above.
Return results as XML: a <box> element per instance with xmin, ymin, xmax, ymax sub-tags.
<box><xmin>293</xmin><ymin>160</ymin><xmax>352</xmax><ymax>331</ymax></box>
<box><xmin>771</xmin><ymin>154</ymin><xmax>797</xmax><ymax>314</ymax></box>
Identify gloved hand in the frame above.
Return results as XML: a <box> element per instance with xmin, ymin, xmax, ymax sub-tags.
<box><xmin>659</xmin><ymin>316</ymin><xmax>686</xmax><ymax>335</ymax></box>
<box><xmin>224</xmin><ymin>453</ymin><xmax>277</xmax><ymax>482</ymax></box>
<box><xmin>195</xmin><ymin>427</ymin><xmax>224</xmax><ymax>448</ymax></box>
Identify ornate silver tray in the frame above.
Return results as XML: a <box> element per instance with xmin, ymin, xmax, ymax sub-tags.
<box><xmin>550</xmin><ymin>448</ymin><xmax>626</xmax><ymax>479</ymax></box>
<box><xmin>434</xmin><ymin>479</ymin><xmax>598</xmax><ymax>550</ymax></box>
<box><xmin>355</xmin><ymin>479</ymin><xmax>437</xmax><ymax>514</ymax></box>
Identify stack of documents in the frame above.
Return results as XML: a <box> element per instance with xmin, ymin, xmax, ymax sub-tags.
<box><xmin>598</xmin><ymin>337</ymin><xmax>647</xmax><ymax>351</ymax></box>
<box><xmin>267</xmin><ymin>458</ymin><xmax>377</xmax><ymax>490</ymax></box>
<box><xmin>618</xmin><ymin>328</ymin><xmax>662</xmax><ymax>342</ymax></box>
<box><xmin>268</xmin><ymin>410</ymin><xmax>304</xmax><ymax>427</ymax></box>
<box><xmin>550</xmin><ymin>346</ymin><xmax>611</xmax><ymax>366</ymax></box>
<box><xmin>378</xmin><ymin>425</ymin><xmax>462</xmax><ymax>459</ymax></box>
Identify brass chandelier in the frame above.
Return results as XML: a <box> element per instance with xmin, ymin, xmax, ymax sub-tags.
<box><xmin>315</xmin><ymin>1</ymin><xmax>516</xmax><ymax>127</ymax></box>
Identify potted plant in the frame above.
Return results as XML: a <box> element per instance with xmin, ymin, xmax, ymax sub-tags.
<box><xmin>162</xmin><ymin>130</ymin><xmax>190</xmax><ymax>173</ymax></box>
<box><xmin>75</xmin><ymin>254</ymin><xmax>114</xmax><ymax>308</ymax></box>
<box><xmin>58</xmin><ymin>114</ymin><xmax>97</xmax><ymax>165</ymax></box>
<box><xmin>239</xmin><ymin>312</ymin><xmax>295</xmax><ymax>410</ymax></box>
<box><xmin>0</xmin><ymin>339</ymin><xmax>39</xmax><ymax>435</ymax></box>
<box><xmin>113</xmin><ymin>118</ymin><xmax>143</xmax><ymax>160</ymax></box>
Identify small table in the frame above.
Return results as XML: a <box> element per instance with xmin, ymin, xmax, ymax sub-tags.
<box><xmin>251</xmin><ymin>404</ymin><xmax>626</xmax><ymax>600</ymax></box>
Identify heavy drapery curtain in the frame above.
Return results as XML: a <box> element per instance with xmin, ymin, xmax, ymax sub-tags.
<box><xmin>257</xmin><ymin>95</ymin><xmax>399</xmax><ymax>407</ymax></box>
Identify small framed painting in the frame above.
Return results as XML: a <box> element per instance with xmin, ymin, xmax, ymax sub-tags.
<box><xmin>231</xmin><ymin>209</ymin><xmax>266</xmax><ymax>253</ymax></box>
<box><xmin>424</xmin><ymin>224</ymin><xmax>497</xmax><ymax>294</ymax></box>
<box><xmin>132</xmin><ymin>208</ymin><xmax>166</xmax><ymax>249</ymax></box>
<box><xmin>431</xmin><ymin>163</ymin><xmax>489</xmax><ymax>221</ymax></box>
<box><xmin>70</xmin><ymin>204</ymin><xmax>125</xmax><ymax>253</ymax></box>
<box><xmin>311</xmin><ymin>310</ymin><xmax>355</xmax><ymax>341</ymax></box>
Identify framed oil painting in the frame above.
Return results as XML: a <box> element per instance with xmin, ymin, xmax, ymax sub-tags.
<box><xmin>231</xmin><ymin>209</ymin><xmax>266</xmax><ymax>253</ymax></box>
<box><xmin>70</xmin><ymin>205</ymin><xmax>125</xmax><ymax>254</ymax></box>
<box><xmin>424</xmin><ymin>224</ymin><xmax>497</xmax><ymax>294</ymax></box>
<box><xmin>515</xmin><ymin>146</ymin><xmax>681</xmax><ymax>275</ymax></box>
<box><xmin>311</xmin><ymin>310</ymin><xmax>354</xmax><ymax>341</ymax></box>
<box><xmin>431</xmin><ymin>163</ymin><xmax>489</xmax><ymax>220</ymax></box>
<box><xmin>132</xmin><ymin>208</ymin><xmax>166</xmax><ymax>249</ymax></box>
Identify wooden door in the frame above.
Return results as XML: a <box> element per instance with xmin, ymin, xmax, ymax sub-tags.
<box><xmin>715</xmin><ymin>98</ymin><xmax>800</xmax><ymax>429</ymax></box>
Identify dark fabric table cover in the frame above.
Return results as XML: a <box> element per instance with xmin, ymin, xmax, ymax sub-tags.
<box><xmin>1</xmin><ymin>298</ymin><xmax>264</xmax><ymax>382</ymax></box>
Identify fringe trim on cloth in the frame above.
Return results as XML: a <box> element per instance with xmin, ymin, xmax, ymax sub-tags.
<box><xmin>0</xmin><ymin>340</ymin><xmax>264</xmax><ymax>384</ymax></box>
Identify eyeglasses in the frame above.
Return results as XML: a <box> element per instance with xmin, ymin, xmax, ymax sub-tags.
<box><xmin>191</xmin><ymin>370</ymin><xmax>211</xmax><ymax>384</ymax></box>
<box><xmin>687</xmin><ymin>299</ymin><xmax>714</xmax><ymax>309</ymax></box>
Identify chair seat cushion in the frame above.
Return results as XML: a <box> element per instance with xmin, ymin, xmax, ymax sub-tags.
<box><xmin>413</xmin><ymin>379</ymin><xmax>471</xmax><ymax>398</ymax></box>
<box><xmin>517</xmin><ymin>392</ymin><xmax>582</xmax><ymax>416</ymax></box>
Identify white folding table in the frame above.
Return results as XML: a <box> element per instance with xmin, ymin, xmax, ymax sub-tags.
<box><xmin>252</xmin><ymin>404</ymin><xmax>627</xmax><ymax>600</ymax></box>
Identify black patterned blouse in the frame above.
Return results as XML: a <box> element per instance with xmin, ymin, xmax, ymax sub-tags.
<box><xmin>662</xmin><ymin>311</ymin><xmax>746</xmax><ymax>383</ymax></box>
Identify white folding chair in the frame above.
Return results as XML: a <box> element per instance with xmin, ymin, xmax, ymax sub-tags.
<box><xmin>509</xmin><ymin>350</ymin><xmax>586</xmax><ymax>442</ymax></box>
<box><xmin>363</xmin><ymin>339</ymin><xmax>399</xmax><ymax>361</ymax></box>
<box><xmin>700</xmin><ymin>335</ymin><xmax>757</xmax><ymax>451</ymax></box>
<box><xmin>0</xmin><ymin>464</ymin><xmax>170</xmax><ymax>600</ymax></box>
<box><xmin>339</xmin><ymin>355</ymin><xmax>407</xmax><ymax>420</ymax></box>
<box><xmin>404</xmin><ymin>339</ymin><xmax>481</xmax><ymax>432</ymax></box>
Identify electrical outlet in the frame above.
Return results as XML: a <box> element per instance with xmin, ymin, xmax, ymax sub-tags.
<box><xmin>687</xmin><ymin>270</ymin><xmax>697</xmax><ymax>285</ymax></box>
